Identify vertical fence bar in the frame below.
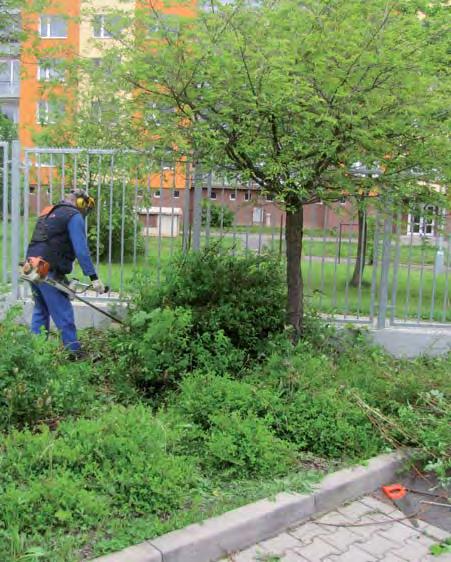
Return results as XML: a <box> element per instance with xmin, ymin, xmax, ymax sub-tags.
<box><xmin>319</xmin><ymin>205</ymin><xmax>327</xmax><ymax>310</ymax></box>
<box><xmin>61</xmin><ymin>153</ymin><xmax>65</xmax><ymax>199</ymax></box>
<box><xmin>205</xmin><ymin>170</ymin><xmax>212</xmax><ymax>247</ymax></box>
<box><xmin>182</xmin><ymin>161</ymin><xmax>191</xmax><ymax>253</ymax></box>
<box><xmin>49</xmin><ymin>153</ymin><xmax>54</xmax><ymax>203</ymax></box>
<box><xmin>369</xmin><ymin>211</ymin><xmax>381</xmax><ymax>323</ymax></box>
<box><xmin>144</xmin><ymin>164</ymin><xmax>151</xmax><ymax>261</ymax></box>
<box><xmin>429</xmin><ymin>223</ymin><xmax>441</xmax><ymax>322</ymax></box>
<box><xmin>192</xmin><ymin>163</ymin><xmax>203</xmax><ymax>251</ymax></box>
<box><xmin>157</xmin><ymin>163</ymin><xmax>163</xmax><ymax>283</ymax></box>
<box><xmin>332</xmin><ymin>221</ymin><xmax>340</xmax><ymax>312</ymax></box>
<box><xmin>169</xmin><ymin>159</ymin><xmax>176</xmax><ymax>256</ymax></box>
<box><xmin>344</xmin><ymin>227</ymin><xmax>353</xmax><ymax>319</ymax></box>
<box><xmin>120</xmin><ymin>176</ymin><xmax>126</xmax><ymax>295</ymax></box>
<box><xmin>390</xmin><ymin>211</ymin><xmax>402</xmax><ymax>325</ymax></box>
<box><xmin>2</xmin><ymin>143</ymin><xmax>9</xmax><ymax>284</ymax></box>
<box><xmin>36</xmin><ymin>153</ymin><xmax>42</xmax><ymax>216</ymax></box>
<box><xmin>245</xmin><ymin>182</ymin><xmax>251</xmax><ymax>251</ymax></box>
<box><xmin>23</xmin><ymin>153</ymin><xmax>30</xmax><ymax>262</ymax></box>
<box><xmin>85</xmin><ymin>153</ymin><xmax>90</xmax><ymax>236</ymax></box>
<box><xmin>416</xmin><ymin>239</ymin><xmax>426</xmax><ymax>323</ymax></box>
<box><xmin>403</xmin><ymin>227</ymin><xmax>414</xmax><ymax>322</ymax></box>
<box><xmin>95</xmin><ymin>155</ymin><xmax>102</xmax><ymax>270</ymax></box>
<box><xmin>377</xmin><ymin>210</ymin><xmax>393</xmax><ymax>329</ymax></box>
<box><xmin>442</xmin><ymin>234</ymin><xmax>450</xmax><ymax>323</ymax></box>
<box><xmin>133</xmin><ymin>176</ymin><xmax>138</xmax><ymax>267</ymax></box>
<box><xmin>107</xmin><ymin>155</ymin><xmax>114</xmax><ymax>293</ymax></box>
<box><xmin>356</xmin><ymin>210</ymin><xmax>366</xmax><ymax>320</ymax></box>
<box><xmin>73</xmin><ymin>153</ymin><xmax>78</xmax><ymax>191</ymax></box>
<box><xmin>10</xmin><ymin>141</ymin><xmax>20</xmax><ymax>299</ymax></box>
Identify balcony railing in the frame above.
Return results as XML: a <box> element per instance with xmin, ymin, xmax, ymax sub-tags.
<box><xmin>0</xmin><ymin>81</ymin><xmax>20</xmax><ymax>97</ymax></box>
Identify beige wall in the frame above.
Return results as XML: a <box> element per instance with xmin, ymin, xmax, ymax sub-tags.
<box><xmin>79</xmin><ymin>0</ymin><xmax>135</xmax><ymax>59</ymax></box>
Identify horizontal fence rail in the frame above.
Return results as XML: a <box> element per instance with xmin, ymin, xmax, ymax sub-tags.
<box><xmin>0</xmin><ymin>142</ymin><xmax>449</xmax><ymax>328</ymax></box>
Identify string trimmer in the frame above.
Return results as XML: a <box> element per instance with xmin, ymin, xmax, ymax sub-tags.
<box><xmin>20</xmin><ymin>257</ymin><xmax>125</xmax><ymax>325</ymax></box>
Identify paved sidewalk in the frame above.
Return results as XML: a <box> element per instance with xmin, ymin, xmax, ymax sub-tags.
<box><xmin>221</xmin><ymin>495</ymin><xmax>451</xmax><ymax>562</ymax></box>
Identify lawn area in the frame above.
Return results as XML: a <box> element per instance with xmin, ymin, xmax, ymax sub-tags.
<box><xmin>2</xmin><ymin>218</ymin><xmax>449</xmax><ymax>322</ymax></box>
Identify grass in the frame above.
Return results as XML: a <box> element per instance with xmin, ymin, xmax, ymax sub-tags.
<box><xmin>1</xmin><ymin>218</ymin><xmax>449</xmax><ymax>322</ymax></box>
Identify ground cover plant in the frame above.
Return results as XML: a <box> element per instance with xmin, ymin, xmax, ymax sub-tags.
<box><xmin>0</xmin><ymin>247</ymin><xmax>449</xmax><ymax>561</ymax></box>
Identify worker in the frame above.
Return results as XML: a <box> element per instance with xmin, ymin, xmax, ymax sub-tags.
<box><xmin>26</xmin><ymin>189</ymin><xmax>105</xmax><ymax>357</ymax></box>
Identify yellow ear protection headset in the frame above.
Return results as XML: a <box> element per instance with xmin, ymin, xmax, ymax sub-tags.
<box><xmin>71</xmin><ymin>190</ymin><xmax>96</xmax><ymax>214</ymax></box>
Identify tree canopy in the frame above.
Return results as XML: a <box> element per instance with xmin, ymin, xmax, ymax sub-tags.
<box><xmin>40</xmin><ymin>0</ymin><xmax>451</xmax><ymax>333</ymax></box>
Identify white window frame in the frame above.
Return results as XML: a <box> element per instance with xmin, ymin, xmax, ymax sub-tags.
<box><xmin>93</xmin><ymin>15</ymin><xmax>117</xmax><ymax>39</ymax></box>
<box><xmin>39</xmin><ymin>15</ymin><xmax>68</xmax><ymax>39</ymax></box>
<box><xmin>229</xmin><ymin>192</ymin><xmax>236</xmax><ymax>201</ymax></box>
<box><xmin>244</xmin><ymin>192</ymin><xmax>251</xmax><ymax>201</ymax></box>
<box><xmin>407</xmin><ymin>205</ymin><xmax>438</xmax><ymax>237</ymax></box>
<box><xmin>0</xmin><ymin>59</ymin><xmax>19</xmax><ymax>84</ymax></box>
<box><xmin>173</xmin><ymin>190</ymin><xmax>180</xmax><ymax>199</ymax></box>
<box><xmin>37</xmin><ymin>59</ymin><xmax>65</xmax><ymax>82</ymax></box>
<box><xmin>210</xmin><ymin>192</ymin><xmax>217</xmax><ymax>200</ymax></box>
<box><xmin>154</xmin><ymin>190</ymin><xmax>161</xmax><ymax>198</ymax></box>
<box><xmin>36</xmin><ymin>100</ymin><xmax>64</xmax><ymax>125</ymax></box>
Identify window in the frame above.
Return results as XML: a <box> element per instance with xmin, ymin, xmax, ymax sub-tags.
<box><xmin>154</xmin><ymin>190</ymin><xmax>161</xmax><ymax>198</ymax></box>
<box><xmin>40</xmin><ymin>16</ymin><xmax>68</xmax><ymax>38</ymax></box>
<box><xmin>174</xmin><ymin>190</ymin><xmax>180</xmax><ymax>198</ymax></box>
<box><xmin>0</xmin><ymin>59</ymin><xmax>19</xmax><ymax>95</ymax></box>
<box><xmin>229</xmin><ymin>192</ymin><xmax>236</xmax><ymax>201</ymax></box>
<box><xmin>38</xmin><ymin>59</ymin><xmax>65</xmax><ymax>82</ymax></box>
<box><xmin>93</xmin><ymin>15</ymin><xmax>121</xmax><ymax>38</ymax></box>
<box><xmin>148</xmin><ymin>15</ymin><xmax>179</xmax><ymax>35</ymax></box>
<box><xmin>210</xmin><ymin>192</ymin><xmax>217</xmax><ymax>200</ymax></box>
<box><xmin>408</xmin><ymin>205</ymin><xmax>438</xmax><ymax>237</ymax></box>
<box><xmin>265</xmin><ymin>194</ymin><xmax>273</xmax><ymax>202</ymax></box>
<box><xmin>244</xmin><ymin>192</ymin><xmax>251</xmax><ymax>201</ymax></box>
<box><xmin>36</xmin><ymin>100</ymin><xmax>65</xmax><ymax>125</ymax></box>
<box><xmin>0</xmin><ymin>13</ymin><xmax>21</xmax><ymax>43</ymax></box>
<box><xmin>0</xmin><ymin>101</ymin><xmax>19</xmax><ymax>123</ymax></box>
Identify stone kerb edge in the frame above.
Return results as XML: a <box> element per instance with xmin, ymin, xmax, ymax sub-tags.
<box><xmin>92</xmin><ymin>451</ymin><xmax>407</xmax><ymax>562</ymax></box>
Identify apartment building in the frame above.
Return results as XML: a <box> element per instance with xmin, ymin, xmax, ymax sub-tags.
<box><xmin>0</xmin><ymin>6</ymin><xmax>21</xmax><ymax>125</ymax></box>
<box><xmin>1</xmin><ymin>1</ymin><xmax>448</xmax><ymax>236</ymax></box>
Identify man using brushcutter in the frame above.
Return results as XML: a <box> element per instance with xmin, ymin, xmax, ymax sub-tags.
<box><xmin>23</xmin><ymin>189</ymin><xmax>106</xmax><ymax>357</ymax></box>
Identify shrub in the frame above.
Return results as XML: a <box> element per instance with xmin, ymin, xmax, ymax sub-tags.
<box><xmin>280</xmin><ymin>389</ymin><xmax>383</xmax><ymax>460</ymax></box>
<box><xmin>135</xmin><ymin>245</ymin><xmax>287</xmax><ymax>357</ymax></box>
<box><xmin>127</xmin><ymin>307</ymin><xmax>193</xmax><ymax>390</ymax></box>
<box><xmin>205</xmin><ymin>412</ymin><xmax>297</xmax><ymax>479</ymax></box>
<box><xmin>201</xmin><ymin>200</ymin><xmax>234</xmax><ymax>228</ymax></box>
<box><xmin>0</xmin><ymin>308</ymin><xmax>97</xmax><ymax>431</ymax></box>
<box><xmin>0</xmin><ymin>405</ymin><xmax>200</xmax><ymax>537</ymax></box>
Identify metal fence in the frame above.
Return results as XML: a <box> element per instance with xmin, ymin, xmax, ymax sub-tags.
<box><xmin>0</xmin><ymin>141</ymin><xmax>449</xmax><ymax>328</ymax></box>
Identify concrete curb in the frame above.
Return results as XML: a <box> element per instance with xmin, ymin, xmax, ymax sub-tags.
<box><xmin>91</xmin><ymin>451</ymin><xmax>407</xmax><ymax>562</ymax></box>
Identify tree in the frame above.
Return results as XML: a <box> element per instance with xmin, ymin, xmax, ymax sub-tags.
<box><xmin>48</xmin><ymin>0</ymin><xmax>451</xmax><ymax>335</ymax></box>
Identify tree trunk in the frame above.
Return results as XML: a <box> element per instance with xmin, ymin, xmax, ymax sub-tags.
<box><xmin>350</xmin><ymin>207</ymin><xmax>367</xmax><ymax>287</ymax></box>
<box><xmin>285</xmin><ymin>204</ymin><xmax>304</xmax><ymax>339</ymax></box>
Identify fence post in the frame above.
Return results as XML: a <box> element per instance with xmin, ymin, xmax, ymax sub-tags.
<box><xmin>377</xmin><ymin>209</ymin><xmax>393</xmax><ymax>329</ymax></box>
<box><xmin>10</xmin><ymin>140</ymin><xmax>20</xmax><ymax>299</ymax></box>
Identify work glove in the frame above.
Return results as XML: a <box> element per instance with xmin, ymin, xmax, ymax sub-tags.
<box><xmin>92</xmin><ymin>279</ymin><xmax>106</xmax><ymax>294</ymax></box>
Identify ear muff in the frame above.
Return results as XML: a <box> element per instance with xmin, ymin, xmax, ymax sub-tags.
<box><xmin>75</xmin><ymin>194</ymin><xmax>95</xmax><ymax>212</ymax></box>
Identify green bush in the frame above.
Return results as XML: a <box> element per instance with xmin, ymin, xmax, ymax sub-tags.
<box><xmin>205</xmin><ymin>412</ymin><xmax>297</xmax><ymax>479</ymax></box>
<box><xmin>201</xmin><ymin>200</ymin><xmax>234</xmax><ymax>228</ymax></box>
<box><xmin>0</xmin><ymin>405</ymin><xmax>199</xmax><ymax>538</ymax></box>
<box><xmin>0</xmin><ymin>308</ymin><xmax>97</xmax><ymax>431</ymax></box>
<box><xmin>135</xmin><ymin>245</ymin><xmax>287</xmax><ymax>357</ymax></box>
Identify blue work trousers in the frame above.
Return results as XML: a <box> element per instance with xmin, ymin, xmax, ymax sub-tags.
<box><xmin>31</xmin><ymin>281</ymin><xmax>80</xmax><ymax>352</ymax></box>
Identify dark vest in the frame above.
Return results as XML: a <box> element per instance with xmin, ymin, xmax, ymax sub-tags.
<box><xmin>27</xmin><ymin>203</ymin><xmax>80</xmax><ymax>275</ymax></box>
